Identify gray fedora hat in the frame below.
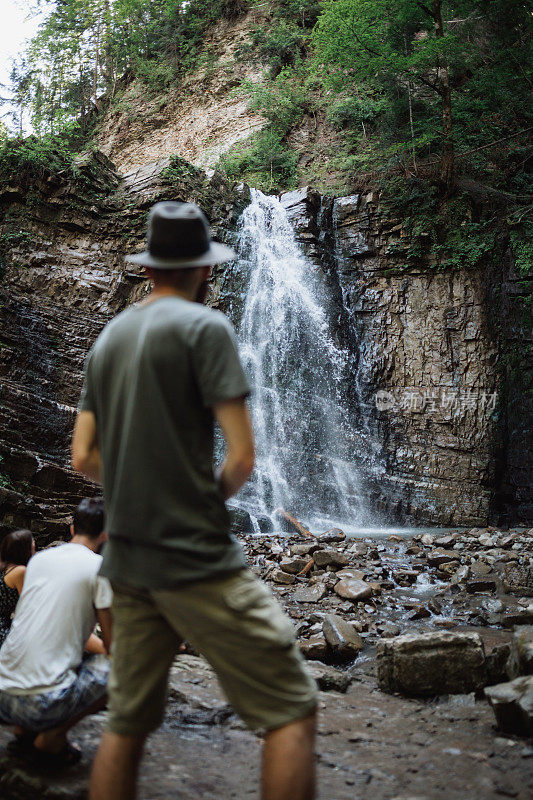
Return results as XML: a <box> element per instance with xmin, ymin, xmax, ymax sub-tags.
<box><xmin>125</xmin><ymin>201</ymin><xmax>236</xmax><ymax>269</ymax></box>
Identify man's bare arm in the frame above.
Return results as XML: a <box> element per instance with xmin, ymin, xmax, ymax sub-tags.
<box><xmin>213</xmin><ymin>397</ymin><xmax>255</xmax><ymax>500</ymax></box>
<box><xmin>72</xmin><ymin>410</ymin><xmax>102</xmax><ymax>483</ymax></box>
<box><xmin>96</xmin><ymin>608</ymin><xmax>113</xmax><ymax>655</ymax></box>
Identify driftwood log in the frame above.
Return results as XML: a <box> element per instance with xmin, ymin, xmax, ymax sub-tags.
<box><xmin>274</xmin><ymin>509</ymin><xmax>317</xmax><ymax>539</ymax></box>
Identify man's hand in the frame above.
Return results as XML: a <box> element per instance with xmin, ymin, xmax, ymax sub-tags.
<box><xmin>72</xmin><ymin>410</ymin><xmax>102</xmax><ymax>483</ymax></box>
<box><xmin>213</xmin><ymin>397</ymin><xmax>255</xmax><ymax>500</ymax></box>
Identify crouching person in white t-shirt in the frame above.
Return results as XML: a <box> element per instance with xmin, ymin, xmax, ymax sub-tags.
<box><xmin>0</xmin><ymin>497</ymin><xmax>112</xmax><ymax>767</ymax></box>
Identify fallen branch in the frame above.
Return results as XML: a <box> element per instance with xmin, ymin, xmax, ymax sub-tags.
<box><xmin>274</xmin><ymin>509</ymin><xmax>317</xmax><ymax>539</ymax></box>
<box><xmin>297</xmin><ymin>558</ymin><xmax>315</xmax><ymax>577</ymax></box>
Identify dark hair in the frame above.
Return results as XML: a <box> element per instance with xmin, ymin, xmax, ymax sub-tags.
<box><xmin>0</xmin><ymin>529</ymin><xmax>34</xmax><ymax>569</ymax></box>
<box><xmin>73</xmin><ymin>497</ymin><xmax>105</xmax><ymax>539</ymax></box>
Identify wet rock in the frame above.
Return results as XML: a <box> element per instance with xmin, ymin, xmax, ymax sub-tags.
<box><xmin>507</xmin><ymin>627</ymin><xmax>533</xmax><ymax>678</ymax></box>
<box><xmin>317</xmin><ymin>527</ymin><xmax>346</xmax><ymax>543</ymax></box>
<box><xmin>485</xmin><ymin>676</ymin><xmax>533</xmax><ymax>737</ymax></box>
<box><xmin>279</xmin><ymin>556</ymin><xmax>309</xmax><ymax>574</ymax></box>
<box><xmin>306</xmin><ymin>661</ymin><xmax>352</xmax><ymax>693</ymax></box>
<box><xmin>501</xmin><ymin>563</ymin><xmax>533</xmax><ymax>597</ymax></box>
<box><xmin>229</xmin><ymin>507</ymin><xmax>254</xmax><ymax>533</ymax></box>
<box><xmin>300</xmin><ymin>633</ymin><xmax>328</xmax><ymax>660</ymax></box>
<box><xmin>335</xmin><ymin>568</ymin><xmax>365</xmax><ymax>581</ymax></box>
<box><xmin>377</xmin><ymin>631</ymin><xmax>486</xmax><ymax>696</ymax></box>
<box><xmin>293</xmin><ymin>584</ymin><xmax>327</xmax><ymax>603</ymax></box>
<box><xmin>379</xmin><ymin>622</ymin><xmax>402</xmax><ymax>638</ymax></box>
<box><xmin>502</xmin><ymin>605</ymin><xmax>533</xmax><ymax>628</ymax></box>
<box><xmin>290</xmin><ymin>543</ymin><xmax>316</xmax><ymax>556</ymax></box>
<box><xmin>466</xmin><ymin>576</ymin><xmax>498</xmax><ymax>593</ymax></box>
<box><xmin>486</xmin><ymin>644</ymin><xmax>512</xmax><ymax>685</ymax></box>
<box><xmin>271</xmin><ymin>569</ymin><xmax>296</xmax><ymax>585</ymax></box>
<box><xmin>427</xmin><ymin>549</ymin><xmax>457</xmax><ymax>567</ymax></box>
<box><xmin>334</xmin><ymin>578</ymin><xmax>372</xmax><ymax>603</ymax></box>
<box><xmin>322</xmin><ymin>614</ymin><xmax>364</xmax><ymax>661</ymax></box>
<box><xmin>313</xmin><ymin>549</ymin><xmax>349</xmax><ymax>568</ymax></box>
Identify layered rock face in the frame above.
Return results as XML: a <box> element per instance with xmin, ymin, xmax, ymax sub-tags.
<box><xmin>0</xmin><ymin>153</ymin><xmax>249</xmax><ymax>541</ymax></box>
<box><xmin>0</xmin><ymin>158</ymin><xmax>530</xmax><ymax>541</ymax></box>
<box><xmin>281</xmin><ymin>188</ymin><xmax>532</xmax><ymax>527</ymax></box>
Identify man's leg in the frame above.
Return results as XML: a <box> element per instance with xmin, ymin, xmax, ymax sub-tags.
<box><xmin>33</xmin><ymin>694</ymin><xmax>108</xmax><ymax>754</ymax></box>
<box><xmin>262</xmin><ymin>712</ymin><xmax>317</xmax><ymax>800</ymax></box>
<box><xmin>90</xmin><ymin>584</ymin><xmax>180</xmax><ymax>800</ymax></box>
<box><xmin>90</xmin><ymin>732</ymin><xmax>145</xmax><ymax>800</ymax></box>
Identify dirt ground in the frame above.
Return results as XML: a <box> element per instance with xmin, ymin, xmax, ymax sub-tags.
<box><xmin>0</xmin><ymin>652</ymin><xmax>532</xmax><ymax>800</ymax></box>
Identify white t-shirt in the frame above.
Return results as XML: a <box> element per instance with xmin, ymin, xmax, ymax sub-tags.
<box><xmin>0</xmin><ymin>542</ymin><xmax>112</xmax><ymax>695</ymax></box>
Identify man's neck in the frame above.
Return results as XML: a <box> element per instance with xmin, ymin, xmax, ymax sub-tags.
<box><xmin>70</xmin><ymin>535</ymin><xmax>100</xmax><ymax>553</ymax></box>
<box><xmin>143</xmin><ymin>286</ymin><xmax>196</xmax><ymax>305</ymax></box>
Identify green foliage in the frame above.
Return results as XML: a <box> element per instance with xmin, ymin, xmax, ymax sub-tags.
<box><xmin>381</xmin><ymin>179</ymin><xmax>504</xmax><ymax>273</ymax></box>
<box><xmin>161</xmin><ymin>155</ymin><xmax>204</xmax><ymax>182</ymax></box>
<box><xmin>326</xmin><ymin>94</ymin><xmax>385</xmax><ymax>130</ymax></box>
<box><xmin>0</xmin><ymin>134</ymin><xmax>77</xmax><ymax>182</ymax></box>
<box><xmin>220</xmin><ymin>128</ymin><xmax>298</xmax><ymax>191</ymax></box>
<box><xmin>510</xmin><ymin>222</ymin><xmax>533</xmax><ymax>278</ymax></box>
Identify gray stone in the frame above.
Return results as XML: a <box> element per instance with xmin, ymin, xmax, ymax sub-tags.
<box><xmin>334</xmin><ymin>578</ymin><xmax>372</xmax><ymax>602</ymax></box>
<box><xmin>466</xmin><ymin>576</ymin><xmax>498</xmax><ymax>593</ymax></box>
<box><xmin>322</xmin><ymin>614</ymin><xmax>364</xmax><ymax>661</ymax></box>
<box><xmin>377</xmin><ymin>631</ymin><xmax>486</xmax><ymax>696</ymax></box>
<box><xmin>279</xmin><ymin>556</ymin><xmax>309</xmax><ymax>574</ymax></box>
<box><xmin>299</xmin><ymin>633</ymin><xmax>328</xmax><ymax>660</ymax></box>
<box><xmin>427</xmin><ymin>549</ymin><xmax>457</xmax><ymax>567</ymax></box>
<box><xmin>485</xmin><ymin>676</ymin><xmax>533</xmax><ymax>737</ymax></box>
<box><xmin>293</xmin><ymin>584</ymin><xmax>327</xmax><ymax>603</ymax></box>
<box><xmin>507</xmin><ymin>626</ymin><xmax>533</xmax><ymax>679</ymax></box>
<box><xmin>313</xmin><ymin>549</ymin><xmax>349</xmax><ymax>568</ymax></box>
<box><xmin>306</xmin><ymin>661</ymin><xmax>352</xmax><ymax>693</ymax></box>
<box><xmin>271</xmin><ymin>569</ymin><xmax>296</xmax><ymax>585</ymax></box>
<box><xmin>317</xmin><ymin>527</ymin><xmax>346</xmax><ymax>543</ymax></box>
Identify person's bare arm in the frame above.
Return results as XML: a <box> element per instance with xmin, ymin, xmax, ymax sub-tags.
<box><xmin>96</xmin><ymin>608</ymin><xmax>113</xmax><ymax>655</ymax></box>
<box><xmin>213</xmin><ymin>397</ymin><xmax>255</xmax><ymax>500</ymax></box>
<box><xmin>72</xmin><ymin>410</ymin><xmax>102</xmax><ymax>483</ymax></box>
<box><xmin>85</xmin><ymin>632</ymin><xmax>106</xmax><ymax>655</ymax></box>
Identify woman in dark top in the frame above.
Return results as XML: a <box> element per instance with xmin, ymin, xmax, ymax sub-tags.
<box><xmin>0</xmin><ymin>529</ymin><xmax>34</xmax><ymax>647</ymax></box>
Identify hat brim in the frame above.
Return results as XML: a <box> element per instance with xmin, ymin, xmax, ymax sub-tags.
<box><xmin>125</xmin><ymin>241</ymin><xmax>237</xmax><ymax>269</ymax></box>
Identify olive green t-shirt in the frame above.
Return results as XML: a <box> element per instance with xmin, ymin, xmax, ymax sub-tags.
<box><xmin>79</xmin><ymin>296</ymin><xmax>250</xmax><ymax>590</ymax></box>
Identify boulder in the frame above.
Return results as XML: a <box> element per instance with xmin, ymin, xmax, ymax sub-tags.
<box><xmin>313</xmin><ymin>549</ymin><xmax>349</xmax><ymax>568</ymax></box>
<box><xmin>322</xmin><ymin>614</ymin><xmax>364</xmax><ymax>661</ymax></box>
<box><xmin>485</xmin><ymin>676</ymin><xmax>533</xmax><ymax>737</ymax></box>
<box><xmin>293</xmin><ymin>584</ymin><xmax>326</xmax><ymax>603</ymax></box>
<box><xmin>377</xmin><ymin>631</ymin><xmax>486</xmax><ymax>696</ymax></box>
<box><xmin>507</xmin><ymin>626</ymin><xmax>533</xmax><ymax>679</ymax></box>
<box><xmin>279</xmin><ymin>556</ymin><xmax>310</xmax><ymax>574</ymax></box>
<box><xmin>299</xmin><ymin>633</ymin><xmax>328</xmax><ymax>661</ymax></box>
<box><xmin>317</xmin><ymin>527</ymin><xmax>346</xmax><ymax>543</ymax></box>
<box><xmin>306</xmin><ymin>661</ymin><xmax>352</xmax><ymax>693</ymax></box>
<box><xmin>334</xmin><ymin>578</ymin><xmax>372</xmax><ymax>602</ymax></box>
<box><xmin>426</xmin><ymin>549</ymin><xmax>457</xmax><ymax>567</ymax></box>
<box><xmin>271</xmin><ymin>569</ymin><xmax>296</xmax><ymax>585</ymax></box>
<box><xmin>466</xmin><ymin>576</ymin><xmax>498</xmax><ymax>593</ymax></box>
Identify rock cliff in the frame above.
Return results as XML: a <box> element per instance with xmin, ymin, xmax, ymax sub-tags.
<box><xmin>0</xmin><ymin>156</ymin><xmax>531</xmax><ymax>540</ymax></box>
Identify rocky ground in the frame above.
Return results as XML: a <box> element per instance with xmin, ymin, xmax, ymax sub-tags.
<box><xmin>0</xmin><ymin>525</ymin><xmax>532</xmax><ymax>799</ymax></box>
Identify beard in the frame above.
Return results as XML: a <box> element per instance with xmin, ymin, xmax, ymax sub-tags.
<box><xmin>195</xmin><ymin>278</ymin><xmax>210</xmax><ymax>305</ymax></box>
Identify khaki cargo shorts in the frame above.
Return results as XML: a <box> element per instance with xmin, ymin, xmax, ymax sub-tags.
<box><xmin>108</xmin><ymin>569</ymin><xmax>318</xmax><ymax>736</ymax></box>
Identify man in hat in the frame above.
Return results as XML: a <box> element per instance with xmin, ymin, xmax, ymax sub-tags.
<box><xmin>72</xmin><ymin>202</ymin><xmax>317</xmax><ymax>800</ymax></box>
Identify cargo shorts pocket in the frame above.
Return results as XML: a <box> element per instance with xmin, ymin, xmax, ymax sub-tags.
<box><xmin>222</xmin><ymin>573</ymin><xmax>295</xmax><ymax>649</ymax></box>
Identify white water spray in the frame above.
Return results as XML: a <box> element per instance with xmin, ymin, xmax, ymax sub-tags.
<box><xmin>234</xmin><ymin>190</ymin><xmax>369</xmax><ymax>531</ymax></box>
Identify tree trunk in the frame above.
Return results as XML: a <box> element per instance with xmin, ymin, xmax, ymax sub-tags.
<box><xmin>432</xmin><ymin>0</ymin><xmax>454</xmax><ymax>193</ymax></box>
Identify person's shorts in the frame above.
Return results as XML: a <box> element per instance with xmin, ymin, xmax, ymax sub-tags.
<box><xmin>108</xmin><ymin>569</ymin><xmax>318</xmax><ymax>736</ymax></box>
<box><xmin>0</xmin><ymin>654</ymin><xmax>109</xmax><ymax>732</ymax></box>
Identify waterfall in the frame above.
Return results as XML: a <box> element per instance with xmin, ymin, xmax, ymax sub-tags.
<box><xmin>233</xmin><ymin>189</ymin><xmax>370</xmax><ymax>533</ymax></box>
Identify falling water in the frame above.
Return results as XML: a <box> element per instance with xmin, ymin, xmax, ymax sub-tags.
<box><xmin>233</xmin><ymin>190</ymin><xmax>370</xmax><ymax>533</ymax></box>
